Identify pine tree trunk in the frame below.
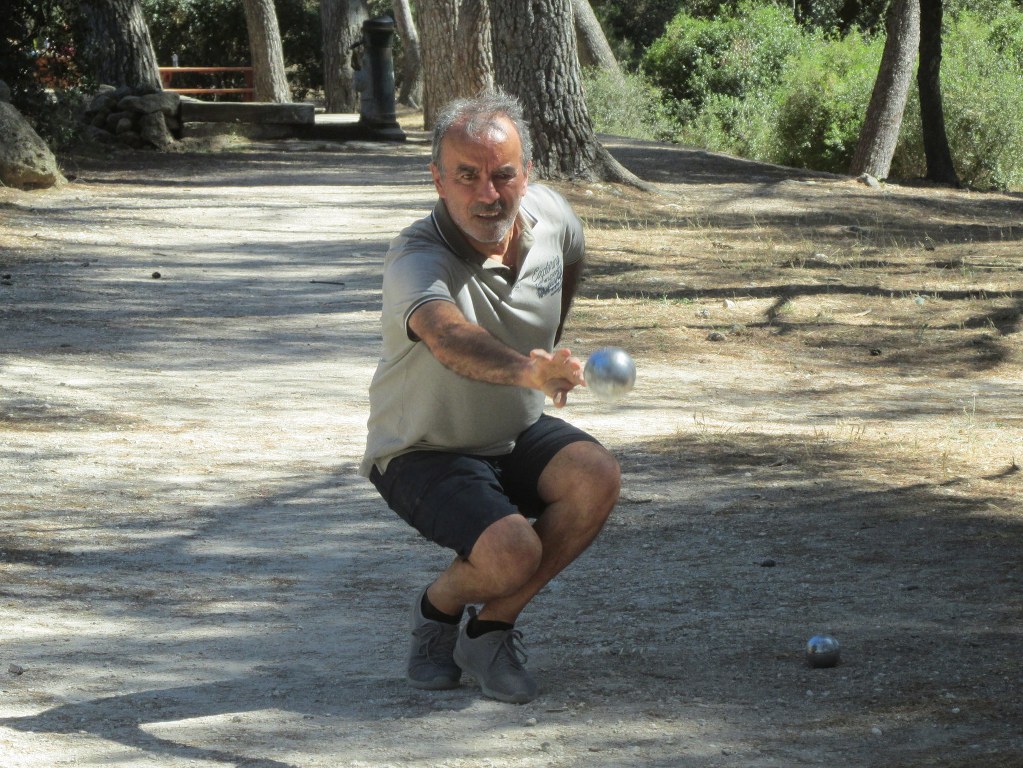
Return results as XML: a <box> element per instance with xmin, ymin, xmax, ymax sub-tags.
<box><xmin>571</xmin><ymin>0</ymin><xmax>622</xmax><ymax>77</ymax></box>
<box><xmin>918</xmin><ymin>0</ymin><xmax>959</xmax><ymax>186</ymax></box>
<box><xmin>241</xmin><ymin>0</ymin><xmax>292</xmax><ymax>102</ymax></box>
<box><xmin>392</xmin><ymin>0</ymin><xmax>422</xmax><ymax>107</ymax></box>
<box><xmin>850</xmin><ymin>0</ymin><xmax>920</xmax><ymax>179</ymax></box>
<box><xmin>419</xmin><ymin>0</ymin><xmax>494</xmax><ymax>129</ymax></box>
<box><xmin>79</xmin><ymin>0</ymin><xmax>162</xmax><ymax>90</ymax></box>
<box><xmin>490</xmin><ymin>0</ymin><xmax>646</xmax><ymax>186</ymax></box>
<box><xmin>453</xmin><ymin>1</ymin><xmax>494</xmax><ymax>99</ymax></box>
<box><xmin>322</xmin><ymin>0</ymin><xmax>367</xmax><ymax>113</ymax></box>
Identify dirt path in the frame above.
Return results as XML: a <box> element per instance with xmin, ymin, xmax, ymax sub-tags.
<box><xmin>1</xmin><ymin>135</ymin><xmax>1021</xmax><ymax>767</ymax></box>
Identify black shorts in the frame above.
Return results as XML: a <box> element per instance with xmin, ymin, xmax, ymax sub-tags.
<box><xmin>369</xmin><ymin>414</ymin><xmax>600</xmax><ymax>558</ymax></box>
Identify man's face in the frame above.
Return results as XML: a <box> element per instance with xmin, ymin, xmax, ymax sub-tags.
<box><xmin>430</xmin><ymin>116</ymin><xmax>530</xmax><ymax>253</ymax></box>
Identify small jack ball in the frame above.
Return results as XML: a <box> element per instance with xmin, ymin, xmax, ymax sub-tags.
<box><xmin>805</xmin><ymin>634</ymin><xmax>841</xmax><ymax>668</ymax></box>
<box><xmin>584</xmin><ymin>347</ymin><xmax>636</xmax><ymax>401</ymax></box>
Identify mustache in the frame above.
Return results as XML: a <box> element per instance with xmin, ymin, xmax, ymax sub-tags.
<box><xmin>470</xmin><ymin>202</ymin><xmax>507</xmax><ymax>216</ymax></box>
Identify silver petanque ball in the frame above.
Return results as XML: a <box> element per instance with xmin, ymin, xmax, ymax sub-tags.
<box><xmin>584</xmin><ymin>347</ymin><xmax>636</xmax><ymax>401</ymax></box>
<box><xmin>805</xmin><ymin>634</ymin><xmax>841</xmax><ymax>668</ymax></box>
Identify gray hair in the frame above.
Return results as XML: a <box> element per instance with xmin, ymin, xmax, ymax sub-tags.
<box><xmin>431</xmin><ymin>89</ymin><xmax>533</xmax><ymax>170</ymax></box>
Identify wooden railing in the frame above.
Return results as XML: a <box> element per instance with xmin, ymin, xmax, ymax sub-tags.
<box><xmin>158</xmin><ymin>67</ymin><xmax>255</xmax><ymax>101</ymax></box>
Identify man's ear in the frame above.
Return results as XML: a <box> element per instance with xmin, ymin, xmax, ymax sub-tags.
<box><xmin>430</xmin><ymin>162</ymin><xmax>444</xmax><ymax>197</ymax></box>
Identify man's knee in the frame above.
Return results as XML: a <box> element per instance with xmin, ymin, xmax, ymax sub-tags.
<box><xmin>468</xmin><ymin>514</ymin><xmax>543</xmax><ymax>595</ymax></box>
<box><xmin>540</xmin><ymin>440</ymin><xmax>621</xmax><ymax>515</ymax></box>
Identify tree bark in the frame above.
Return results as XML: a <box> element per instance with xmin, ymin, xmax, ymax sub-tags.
<box><xmin>571</xmin><ymin>0</ymin><xmax>622</xmax><ymax>77</ymax></box>
<box><xmin>850</xmin><ymin>0</ymin><xmax>920</xmax><ymax>179</ymax></box>
<box><xmin>392</xmin><ymin>0</ymin><xmax>422</xmax><ymax>107</ymax></box>
<box><xmin>79</xmin><ymin>0</ymin><xmax>162</xmax><ymax>90</ymax></box>
<box><xmin>490</xmin><ymin>0</ymin><xmax>648</xmax><ymax>187</ymax></box>
<box><xmin>241</xmin><ymin>0</ymin><xmax>292</xmax><ymax>102</ymax></box>
<box><xmin>918</xmin><ymin>0</ymin><xmax>959</xmax><ymax>186</ymax></box>
<box><xmin>419</xmin><ymin>0</ymin><xmax>494</xmax><ymax>129</ymax></box>
<box><xmin>322</xmin><ymin>0</ymin><xmax>368</xmax><ymax>113</ymax></box>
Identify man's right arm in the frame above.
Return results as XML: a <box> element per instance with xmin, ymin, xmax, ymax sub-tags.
<box><xmin>408</xmin><ymin>299</ymin><xmax>584</xmax><ymax>407</ymax></box>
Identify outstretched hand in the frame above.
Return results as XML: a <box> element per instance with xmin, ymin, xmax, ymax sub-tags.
<box><xmin>525</xmin><ymin>348</ymin><xmax>585</xmax><ymax>408</ymax></box>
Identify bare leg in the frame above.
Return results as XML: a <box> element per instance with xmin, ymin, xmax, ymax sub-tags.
<box><xmin>427</xmin><ymin>440</ymin><xmax>620</xmax><ymax>621</ymax></box>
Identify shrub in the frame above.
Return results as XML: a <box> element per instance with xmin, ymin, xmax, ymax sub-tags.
<box><xmin>768</xmin><ymin>30</ymin><xmax>881</xmax><ymax>173</ymax></box>
<box><xmin>677</xmin><ymin>91</ymin><xmax>777</xmax><ymax>160</ymax></box>
<box><xmin>0</xmin><ymin>0</ymin><xmax>90</xmax><ymax>151</ymax></box>
<box><xmin>582</xmin><ymin>67</ymin><xmax>679</xmax><ymax>142</ymax></box>
<box><xmin>642</xmin><ymin>3</ymin><xmax>804</xmax><ymax>113</ymax></box>
<box><xmin>939</xmin><ymin>8</ymin><xmax>1023</xmax><ymax>189</ymax></box>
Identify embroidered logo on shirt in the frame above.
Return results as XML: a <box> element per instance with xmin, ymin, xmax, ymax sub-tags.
<box><xmin>532</xmin><ymin>258</ymin><xmax>563</xmax><ymax>298</ymax></box>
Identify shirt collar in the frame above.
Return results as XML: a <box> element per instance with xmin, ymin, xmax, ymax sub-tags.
<box><xmin>430</xmin><ymin>199</ymin><xmax>536</xmax><ymax>270</ymax></box>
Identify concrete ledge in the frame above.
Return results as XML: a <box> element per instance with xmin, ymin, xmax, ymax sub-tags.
<box><xmin>179</xmin><ymin>101</ymin><xmax>315</xmax><ymax>125</ymax></box>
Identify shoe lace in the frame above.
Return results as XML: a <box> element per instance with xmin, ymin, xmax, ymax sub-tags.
<box><xmin>491</xmin><ymin>629</ymin><xmax>529</xmax><ymax>671</ymax></box>
<box><xmin>414</xmin><ymin>621</ymin><xmax>457</xmax><ymax>662</ymax></box>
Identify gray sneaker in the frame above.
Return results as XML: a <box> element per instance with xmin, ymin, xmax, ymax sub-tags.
<box><xmin>407</xmin><ymin>590</ymin><xmax>461</xmax><ymax>690</ymax></box>
<box><xmin>453</xmin><ymin>610</ymin><xmax>539</xmax><ymax>704</ymax></box>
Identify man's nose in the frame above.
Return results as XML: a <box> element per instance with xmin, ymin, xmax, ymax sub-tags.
<box><xmin>476</xmin><ymin>176</ymin><xmax>500</xmax><ymax>203</ymax></box>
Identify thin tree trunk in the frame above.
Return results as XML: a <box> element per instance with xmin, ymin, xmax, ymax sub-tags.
<box><xmin>392</xmin><ymin>0</ymin><xmax>422</xmax><ymax>107</ymax></box>
<box><xmin>571</xmin><ymin>0</ymin><xmax>622</xmax><ymax>77</ymax></box>
<box><xmin>322</xmin><ymin>0</ymin><xmax>367</xmax><ymax>113</ymax></box>
<box><xmin>241</xmin><ymin>0</ymin><xmax>292</xmax><ymax>102</ymax></box>
<box><xmin>490</xmin><ymin>0</ymin><xmax>648</xmax><ymax>187</ymax></box>
<box><xmin>850</xmin><ymin>0</ymin><xmax>920</xmax><ymax>179</ymax></box>
<box><xmin>918</xmin><ymin>0</ymin><xmax>959</xmax><ymax>186</ymax></box>
<box><xmin>79</xmin><ymin>0</ymin><xmax>162</xmax><ymax>90</ymax></box>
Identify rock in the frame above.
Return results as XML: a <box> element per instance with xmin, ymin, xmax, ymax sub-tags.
<box><xmin>105</xmin><ymin>110</ymin><xmax>130</xmax><ymax>131</ymax></box>
<box><xmin>857</xmin><ymin>173</ymin><xmax>881</xmax><ymax>189</ymax></box>
<box><xmin>0</xmin><ymin>80</ymin><xmax>11</xmax><ymax>103</ymax></box>
<box><xmin>0</xmin><ymin>102</ymin><xmax>66</xmax><ymax>190</ymax></box>
<box><xmin>81</xmin><ymin>125</ymin><xmax>115</xmax><ymax>144</ymax></box>
<box><xmin>140</xmin><ymin>91</ymin><xmax>181</xmax><ymax>116</ymax></box>
<box><xmin>139</xmin><ymin>112</ymin><xmax>174</xmax><ymax>148</ymax></box>
<box><xmin>115</xmin><ymin>116</ymin><xmax>135</xmax><ymax>135</ymax></box>
<box><xmin>118</xmin><ymin>94</ymin><xmax>145</xmax><ymax>114</ymax></box>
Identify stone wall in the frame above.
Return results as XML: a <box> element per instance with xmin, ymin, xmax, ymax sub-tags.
<box><xmin>81</xmin><ymin>85</ymin><xmax>181</xmax><ymax>149</ymax></box>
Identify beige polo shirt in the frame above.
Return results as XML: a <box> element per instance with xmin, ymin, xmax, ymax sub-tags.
<box><xmin>359</xmin><ymin>184</ymin><xmax>584</xmax><ymax>477</ymax></box>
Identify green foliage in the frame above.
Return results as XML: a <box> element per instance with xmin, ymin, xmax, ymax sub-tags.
<box><xmin>582</xmin><ymin>67</ymin><xmax>679</xmax><ymax>142</ymax></box>
<box><xmin>769</xmin><ymin>30</ymin><xmax>881</xmax><ymax>173</ymax></box>
<box><xmin>637</xmin><ymin>0</ymin><xmax>1023</xmax><ymax>189</ymax></box>
<box><xmin>677</xmin><ymin>91</ymin><xmax>776</xmax><ymax>160</ymax></box>
<box><xmin>0</xmin><ymin>0</ymin><xmax>90</xmax><ymax>149</ymax></box>
<box><xmin>642</xmin><ymin>3</ymin><xmax>803</xmax><ymax>112</ymax></box>
<box><xmin>591</xmin><ymin>0</ymin><xmax>695</xmax><ymax>62</ymax></box>
<box><xmin>793</xmin><ymin>0</ymin><xmax>889</xmax><ymax>34</ymax></box>
<box><xmin>935</xmin><ymin>8</ymin><xmax>1023</xmax><ymax>189</ymax></box>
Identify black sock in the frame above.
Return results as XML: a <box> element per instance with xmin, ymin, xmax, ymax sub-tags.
<box><xmin>421</xmin><ymin>591</ymin><xmax>462</xmax><ymax>625</ymax></box>
<box><xmin>466</xmin><ymin>615</ymin><xmax>514</xmax><ymax>638</ymax></box>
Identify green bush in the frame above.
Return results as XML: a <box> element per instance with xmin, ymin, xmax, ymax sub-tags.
<box><xmin>677</xmin><ymin>91</ymin><xmax>777</xmax><ymax>160</ymax></box>
<box><xmin>0</xmin><ymin>0</ymin><xmax>90</xmax><ymax>150</ymax></box>
<box><xmin>642</xmin><ymin>3</ymin><xmax>803</xmax><ymax>112</ymax></box>
<box><xmin>768</xmin><ymin>30</ymin><xmax>881</xmax><ymax>173</ymax></box>
<box><xmin>939</xmin><ymin>8</ymin><xmax>1023</xmax><ymax>189</ymax></box>
<box><xmin>582</xmin><ymin>67</ymin><xmax>679</xmax><ymax>142</ymax></box>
